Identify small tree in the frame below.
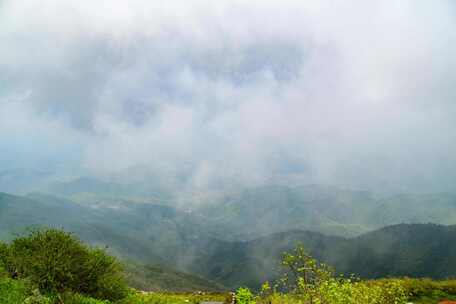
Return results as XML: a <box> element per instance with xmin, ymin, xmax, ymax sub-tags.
<box><xmin>236</xmin><ymin>287</ymin><xmax>256</xmax><ymax>304</ymax></box>
<box><xmin>280</xmin><ymin>244</ymin><xmax>333</xmax><ymax>291</ymax></box>
<box><xmin>7</xmin><ymin>229</ymin><xmax>128</xmax><ymax>301</ymax></box>
<box><xmin>276</xmin><ymin>244</ymin><xmax>407</xmax><ymax>304</ymax></box>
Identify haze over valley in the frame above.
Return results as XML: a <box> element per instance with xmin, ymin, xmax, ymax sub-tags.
<box><xmin>1</xmin><ymin>1</ymin><xmax>456</xmax><ymax>301</ymax></box>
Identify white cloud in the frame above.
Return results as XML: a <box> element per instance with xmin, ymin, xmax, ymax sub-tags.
<box><xmin>1</xmin><ymin>0</ymin><xmax>455</xmax><ymax>193</ymax></box>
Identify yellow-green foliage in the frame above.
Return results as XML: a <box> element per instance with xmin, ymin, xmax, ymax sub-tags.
<box><xmin>236</xmin><ymin>287</ymin><xmax>256</xmax><ymax>304</ymax></box>
<box><xmin>400</xmin><ymin>277</ymin><xmax>456</xmax><ymax>297</ymax></box>
<box><xmin>257</xmin><ymin>279</ymin><xmax>407</xmax><ymax>304</ymax></box>
<box><xmin>280</xmin><ymin>244</ymin><xmax>334</xmax><ymax>294</ymax></box>
<box><xmin>321</xmin><ymin>279</ymin><xmax>407</xmax><ymax>304</ymax></box>
<box><xmin>118</xmin><ymin>291</ymin><xmax>226</xmax><ymax>304</ymax></box>
<box><xmin>371</xmin><ymin>278</ymin><xmax>456</xmax><ymax>304</ymax></box>
<box><xmin>265</xmin><ymin>244</ymin><xmax>408</xmax><ymax>304</ymax></box>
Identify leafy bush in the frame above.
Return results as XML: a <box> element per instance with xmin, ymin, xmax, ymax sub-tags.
<box><xmin>0</xmin><ymin>241</ymin><xmax>7</xmax><ymax>260</ymax></box>
<box><xmin>278</xmin><ymin>244</ymin><xmax>333</xmax><ymax>295</ymax></box>
<box><xmin>60</xmin><ymin>292</ymin><xmax>111</xmax><ymax>304</ymax></box>
<box><xmin>6</xmin><ymin>228</ymin><xmax>128</xmax><ymax>301</ymax></box>
<box><xmin>0</xmin><ymin>276</ymin><xmax>29</xmax><ymax>304</ymax></box>
<box><xmin>0</xmin><ymin>241</ymin><xmax>11</xmax><ymax>274</ymax></box>
<box><xmin>23</xmin><ymin>289</ymin><xmax>55</xmax><ymax>304</ymax></box>
<box><xmin>399</xmin><ymin>277</ymin><xmax>456</xmax><ymax>297</ymax></box>
<box><xmin>264</xmin><ymin>244</ymin><xmax>408</xmax><ymax>304</ymax></box>
<box><xmin>117</xmin><ymin>291</ymin><xmax>226</xmax><ymax>304</ymax></box>
<box><xmin>236</xmin><ymin>287</ymin><xmax>256</xmax><ymax>304</ymax></box>
<box><xmin>374</xmin><ymin>278</ymin><xmax>456</xmax><ymax>303</ymax></box>
<box><xmin>0</xmin><ymin>265</ymin><xmax>7</xmax><ymax>278</ymax></box>
<box><xmin>258</xmin><ymin>279</ymin><xmax>407</xmax><ymax>304</ymax></box>
<box><xmin>81</xmin><ymin>248</ymin><xmax>128</xmax><ymax>301</ymax></box>
<box><xmin>318</xmin><ymin>278</ymin><xmax>407</xmax><ymax>304</ymax></box>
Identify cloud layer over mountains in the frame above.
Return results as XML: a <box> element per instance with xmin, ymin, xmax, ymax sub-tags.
<box><xmin>1</xmin><ymin>0</ymin><xmax>455</xmax><ymax>193</ymax></box>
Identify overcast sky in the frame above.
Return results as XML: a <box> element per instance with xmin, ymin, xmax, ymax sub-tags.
<box><xmin>1</xmin><ymin>0</ymin><xmax>455</xmax><ymax>193</ymax></box>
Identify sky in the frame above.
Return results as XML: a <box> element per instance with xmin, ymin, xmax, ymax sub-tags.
<box><xmin>1</xmin><ymin>0</ymin><xmax>456</xmax><ymax>194</ymax></box>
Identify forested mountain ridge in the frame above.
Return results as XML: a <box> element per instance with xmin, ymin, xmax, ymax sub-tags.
<box><xmin>10</xmin><ymin>177</ymin><xmax>456</xmax><ymax>239</ymax></box>
<box><xmin>2</xmin><ymin>190</ymin><xmax>456</xmax><ymax>288</ymax></box>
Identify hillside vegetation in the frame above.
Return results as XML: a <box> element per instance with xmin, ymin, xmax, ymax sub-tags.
<box><xmin>2</xmin><ymin>191</ymin><xmax>456</xmax><ymax>289</ymax></box>
<box><xmin>124</xmin><ymin>263</ymin><xmax>225</xmax><ymax>292</ymax></box>
<box><xmin>193</xmin><ymin>224</ymin><xmax>456</xmax><ymax>288</ymax></box>
<box><xmin>4</xmin><ymin>178</ymin><xmax>456</xmax><ymax>240</ymax></box>
<box><xmin>3</xmin><ymin>229</ymin><xmax>444</xmax><ymax>304</ymax></box>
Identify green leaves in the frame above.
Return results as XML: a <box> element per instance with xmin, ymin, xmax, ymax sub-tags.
<box><xmin>0</xmin><ymin>276</ymin><xmax>29</xmax><ymax>304</ymax></box>
<box><xmin>236</xmin><ymin>287</ymin><xmax>256</xmax><ymax>304</ymax></box>
<box><xmin>280</xmin><ymin>244</ymin><xmax>334</xmax><ymax>294</ymax></box>
<box><xmin>271</xmin><ymin>244</ymin><xmax>408</xmax><ymax>304</ymax></box>
<box><xmin>4</xmin><ymin>228</ymin><xmax>128</xmax><ymax>301</ymax></box>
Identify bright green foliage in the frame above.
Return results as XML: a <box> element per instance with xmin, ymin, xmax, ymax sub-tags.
<box><xmin>0</xmin><ymin>241</ymin><xmax>11</xmax><ymax>272</ymax></box>
<box><xmin>118</xmin><ymin>291</ymin><xmax>226</xmax><ymax>304</ymax></box>
<box><xmin>0</xmin><ymin>260</ymin><xmax>8</xmax><ymax>279</ymax></box>
<box><xmin>260</xmin><ymin>281</ymin><xmax>271</xmax><ymax>297</ymax></box>
<box><xmin>6</xmin><ymin>229</ymin><xmax>128</xmax><ymax>301</ymax></box>
<box><xmin>317</xmin><ymin>278</ymin><xmax>407</xmax><ymax>304</ymax></box>
<box><xmin>0</xmin><ymin>276</ymin><xmax>29</xmax><ymax>304</ymax></box>
<box><xmin>0</xmin><ymin>274</ymin><xmax>55</xmax><ymax>304</ymax></box>
<box><xmin>60</xmin><ymin>292</ymin><xmax>111</xmax><ymax>304</ymax></box>
<box><xmin>236</xmin><ymin>287</ymin><xmax>256</xmax><ymax>304</ymax></box>
<box><xmin>258</xmin><ymin>279</ymin><xmax>407</xmax><ymax>304</ymax></box>
<box><xmin>268</xmin><ymin>244</ymin><xmax>408</xmax><ymax>304</ymax></box>
<box><xmin>23</xmin><ymin>289</ymin><xmax>54</xmax><ymax>304</ymax></box>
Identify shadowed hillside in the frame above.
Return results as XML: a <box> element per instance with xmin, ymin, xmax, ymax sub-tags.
<box><xmin>2</xmin><ymin>191</ymin><xmax>456</xmax><ymax>289</ymax></box>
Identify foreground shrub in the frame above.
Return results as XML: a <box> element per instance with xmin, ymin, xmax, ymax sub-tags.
<box><xmin>0</xmin><ymin>266</ymin><xmax>6</xmax><ymax>279</ymax></box>
<box><xmin>372</xmin><ymin>277</ymin><xmax>456</xmax><ymax>303</ymax></box>
<box><xmin>117</xmin><ymin>291</ymin><xmax>226</xmax><ymax>304</ymax></box>
<box><xmin>0</xmin><ymin>241</ymin><xmax>11</xmax><ymax>273</ymax></box>
<box><xmin>236</xmin><ymin>287</ymin><xmax>256</xmax><ymax>304</ymax></box>
<box><xmin>266</xmin><ymin>244</ymin><xmax>408</xmax><ymax>304</ymax></box>
<box><xmin>60</xmin><ymin>292</ymin><xmax>111</xmax><ymax>304</ymax></box>
<box><xmin>257</xmin><ymin>279</ymin><xmax>407</xmax><ymax>304</ymax></box>
<box><xmin>279</xmin><ymin>244</ymin><xmax>334</xmax><ymax>295</ymax></box>
<box><xmin>0</xmin><ymin>276</ymin><xmax>29</xmax><ymax>304</ymax></box>
<box><xmin>399</xmin><ymin>277</ymin><xmax>456</xmax><ymax>297</ymax></box>
<box><xmin>7</xmin><ymin>228</ymin><xmax>128</xmax><ymax>301</ymax></box>
<box><xmin>318</xmin><ymin>278</ymin><xmax>407</xmax><ymax>304</ymax></box>
<box><xmin>23</xmin><ymin>288</ymin><xmax>54</xmax><ymax>304</ymax></box>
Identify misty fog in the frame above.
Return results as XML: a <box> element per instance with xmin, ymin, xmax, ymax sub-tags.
<box><xmin>1</xmin><ymin>0</ymin><xmax>456</xmax><ymax>195</ymax></box>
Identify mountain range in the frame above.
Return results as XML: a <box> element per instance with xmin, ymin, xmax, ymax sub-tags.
<box><xmin>1</xmin><ymin>179</ymin><xmax>456</xmax><ymax>289</ymax></box>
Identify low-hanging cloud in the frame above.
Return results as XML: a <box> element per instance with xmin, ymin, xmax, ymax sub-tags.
<box><xmin>1</xmin><ymin>0</ymin><xmax>456</xmax><ymax>194</ymax></box>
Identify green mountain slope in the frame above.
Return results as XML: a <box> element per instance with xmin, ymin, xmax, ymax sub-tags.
<box><xmin>196</xmin><ymin>186</ymin><xmax>456</xmax><ymax>240</ymax></box>
<box><xmin>3</xmin><ymin>191</ymin><xmax>456</xmax><ymax>290</ymax></box>
<box><xmin>124</xmin><ymin>263</ymin><xmax>226</xmax><ymax>292</ymax></box>
<box><xmin>345</xmin><ymin>223</ymin><xmax>456</xmax><ymax>278</ymax></box>
<box><xmin>189</xmin><ymin>224</ymin><xmax>456</xmax><ymax>288</ymax></box>
<box><xmin>22</xmin><ymin>177</ymin><xmax>456</xmax><ymax>239</ymax></box>
<box><xmin>196</xmin><ymin>185</ymin><xmax>379</xmax><ymax>239</ymax></box>
<box><xmin>0</xmin><ymin>192</ymin><xmax>181</xmax><ymax>265</ymax></box>
<box><xmin>0</xmin><ymin>192</ymin><xmax>225</xmax><ymax>291</ymax></box>
<box><xmin>370</xmin><ymin>193</ymin><xmax>456</xmax><ymax>226</ymax></box>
